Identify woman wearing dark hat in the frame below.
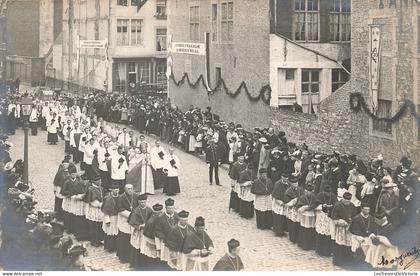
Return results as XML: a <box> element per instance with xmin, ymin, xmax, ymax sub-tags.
<box><xmin>182</xmin><ymin>216</ymin><xmax>214</xmax><ymax>271</ymax></box>
<box><xmin>251</xmin><ymin>168</ymin><xmax>274</xmax><ymax>230</ymax></box>
<box><xmin>330</xmin><ymin>191</ymin><xmax>358</xmax><ymax>267</ymax></box>
<box><xmin>296</xmin><ymin>184</ymin><xmax>317</xmax><ymax>250</ymax></box>
<box><xmin>284</xmin><ymin>175</ymin><xmax>304</xmax><ymax>244</ymax></box>
<box><xmin>101</xmin><ymin>184</ymin><xmax>120</xmax><ymax>252</ymax></box>
<box><xmin>314</xmin><ymin>185</ymin><xmax>337</xmax><ymax>257</ymax></box>
<box><xmin>213</xmin><ymin>239</ymin><xmax>244</xmax><ymax>271</ymax></box>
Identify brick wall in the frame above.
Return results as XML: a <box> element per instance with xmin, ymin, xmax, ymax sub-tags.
<box><xmin>168</xmin><ymin>0</ymin><xmax>271</xmax><ymax>129</ymax></box>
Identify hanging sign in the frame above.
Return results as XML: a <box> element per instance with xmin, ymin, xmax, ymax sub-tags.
<box><xmin>79</xmin><ymin>40</ymin><xmax>107</xmax><ymax>49</ymax></box>
<box><xmin>369</xmin><ymin>25</ymin><xmax>381</xmax><ymax>112</ymax></box>
<box><xmin>172</xmin><ymin>42</ymin><xmax>206</xmax><ymax>56</ymax></box>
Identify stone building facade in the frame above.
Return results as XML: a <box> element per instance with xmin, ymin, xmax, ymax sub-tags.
<box><xmin>2</xmin><ymin>0</ymin><xmax>57</xmax><ymax>86</ymax></box>
<box><xmin>169</xmin><ymin>0</ymin><xmax>419</xmax><ymax>167</ymax></box>
<box><xmin>54</xmin><ymin>0</ymin><xmax>167</xmax><ymax>94</ymax></box>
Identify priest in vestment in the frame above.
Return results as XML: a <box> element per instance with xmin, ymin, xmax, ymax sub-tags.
<box><xmin>228</xmin><ymin>156</ymin><xmax>246</xmax><ymax>213</ymax></box>
<box><xmin>126</xmin><ymin>147</ymin><xmax>155</xmax><ymax>195</ymax></box>
<box><xmin>213</xmin><ymin>239</ymin><xmax>244</xmax><ymax>271</ymax></box>
<box><xmin>128</xmin><ymin>194</ymin><xmax>152</xmax><ymax>270</ymax></box>
<box><xmin>349</xmin><ymin>203</ymin><xmax>382</xmax><ymax>270</ymax></box>
<box><xmin>53</xmin><ymin>156</ymin><xmax>71</xmax><ymax>221</ymax></box>
<box><xmin>284</xmin><ymin>175</ymin><xmax>304</xmax><ymax>244</ymax></box>
<box><xmin>60</xmin><ymin>165</ymin><xmax>77</xmax><ymax>233</ymax></box>
<box><xmin>330</xmin><ymin>192</ymin><xmax>358</xmax><ymax>268</ymax></box>
<box><xmin>251</xmin><ymin>168</ymin><xmax>274</xmax><ymax>230</ymax></box>
<box><xmin>237</xmin><ymin>163</ymin><xmax>256</xmax><ymax>218</ymax></box>
<box><xmin>68</xmin><ymin>167</ymin><xmax>90</xmax><ymax>241</ymax></box>
<box><xmin>164</xmin><ymin>210</ymin><xmax>193</xmax><ymax>270</ymax></box>
<box><xmin>182</xmin><ymin>217</ymin><xmax>214</xmax><ymax>271</ymax></box>
<box><xmin>314</xmin><ymin>185</ymin><xmax>337</xmax><ymax>257</ymax></box>
<box><xmin>163</xmin><ymin>149</ymin><xmax>181</xmax><ymax>196</ymax></box>
<box><xmin>296</xmin><ymin>184</ymin><xmax>317</xmax><ymax>250</ymax></box>
<box><xmin>154</xmin><ymin>198</ymin><xmax>179</xmax><ymax>270</ymax></box>
<box><xmin>271</xmin><ymin>172</ymin><xmax>290</xmax><ymax>237</ymax></box>
<box><xmin>116</xmin><ymin>184</ymin><xmax>139</xmax><ymax>263</ymax></box>
<box><xmin>84</xmin><ymin>176</ymin><xmax>104</xmax><ymax>247</ymax></box>
<box><xmin>141</xmin><ymin>203</ymin><xmax>164</xmax><ymax>270</ymax></box>
<box><xmin>101</xmin><ymin>184</ymin><xmax>120</xmax><ymax>252</ymax></box>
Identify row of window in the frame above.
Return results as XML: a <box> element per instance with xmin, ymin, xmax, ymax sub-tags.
<box><xmin>294</xmin><ymin>0</ymin><xmax>351</xmax><ymax>42</ymax></box>
<box><xmin>190</xmin><ymin>0</ymin><xmax>351</xmax><ymax>43</ymax></box>
<box><xmin>117</xmin><ymin>0</ymin><xmax>167</xmax><ymax>18</ymax></box>
<box><xmin>116</xmin><ymin>19</ymin><xmax>167</xmax><ymax>51</ymax></box>
<box><xmin>113</xmin><ymin>61</ymin><xmax>167</xmax><ymax>92</ymax></box>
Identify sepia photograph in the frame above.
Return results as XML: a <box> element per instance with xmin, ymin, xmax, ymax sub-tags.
<box><xmin>0</xmin><ymin>0</ymin><xmax>419</xmax><ymax>273</ymax></box>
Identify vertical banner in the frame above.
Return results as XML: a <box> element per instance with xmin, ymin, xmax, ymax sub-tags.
<box><xmin>166</xmin><ymin>34</ymin><xmax>173</xmax><ymax>79</ymax></box>
<box><xmin>369</xmin><ymin>25</ymin><xmax>381</xmax><ymax>113</ymax></box>
<box><xmin>76</xmin><ymin>34</ymin><xmax>80</xmax><ymax>73</ymax></box>
<box><xmin>204</xmin><ymin>32</ymin><xmax>211</xmax><ymax>91</ymax></box>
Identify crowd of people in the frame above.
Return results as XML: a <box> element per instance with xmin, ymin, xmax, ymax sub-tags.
<box><xmin>1</xmin><ymin>91</ymin><xmax>419</xmax><ymax>271</ymax></box>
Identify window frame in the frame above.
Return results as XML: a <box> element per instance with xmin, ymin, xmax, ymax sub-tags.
<box><xmin>329</xmin><ymin>0</ymin><xmax>351</xmax><ymax>42</ymax></box>
<box><xmin>331</xmin><ymin>68</ymin><xmax>349</xmax><ymax>92</ymax></box>
<box><xmin>372</xmin><ymin>99</ymin><xmax>393</xmax><ymax>136</ymax></box>
<box><xmin>156</xmin><ymin>0</ymin><xmax>167</xmax><ymax>19</ymax></box>
<box><xmin>138</xmin><ymin>61</ymin><xmax>151</xmax><ymax>84</ymax></box>
<box><xmin>293</xmin><ymin>0</ymin><xmax>320</xmax><ymax>42</ymax></box>
<box><xmin>301</xmin><ymin>69</ymin><xmax>321</xmax><ymax>95</ymax></box>
<box><xmin>220</xmin><ymin>0</ymin><xmax>234</xmax><ymax>43</ymax></box>
<box><xmin>130</xmin><ymin>19</ymin><xmax>143</xmax><ymax>46</ymax></box>
<box><xmin>189</xmin><ymin>5</ymin><xmax>200</xmax><ymax>42</ymax></box>
<box><xmin>156</xmin><ymin>28</ymin><xmax>167</xmax><ymax>52</ymax></box>
<box><xmin>211</xmin><ymin>3</ymin><xmax>218</xmax><ymax>42</ymax></box>
<box><xmin>117</xmin><ymin>0</ymin><xmax>128</xmax><ymax>6</ymax></box>
<box><xmin>116</xmin><ymin>19</ymin><xmax>129</xmax><ymax>46</ymax></box>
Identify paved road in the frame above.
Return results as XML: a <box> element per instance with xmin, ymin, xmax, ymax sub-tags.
<box><xmin>8</xmin><ymin>127</ymin><xmax>343</xmax><ymax>271</ymax></box>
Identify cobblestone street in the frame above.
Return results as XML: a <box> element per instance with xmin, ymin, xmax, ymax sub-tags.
<box><xmin>7</xmin><ymin>126</ymin><xmax>345</xmax><ymax>271</ymax></box>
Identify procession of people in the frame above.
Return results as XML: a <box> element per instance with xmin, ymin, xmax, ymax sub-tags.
<box><xmin>1</xmin><ymin>90</ymin><xmax>419</xmax><ymax>271</ymax></box>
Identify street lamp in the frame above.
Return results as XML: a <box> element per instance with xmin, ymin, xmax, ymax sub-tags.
<box><xmin>20</xmin><ymin>96</ymin><xmax>33</xmax><ymax>185</ymax></box>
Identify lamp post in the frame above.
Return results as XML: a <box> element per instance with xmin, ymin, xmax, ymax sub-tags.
<box><xmin>20</xmin><ymin>97</ymin><xmax>33</xmax><ymax>185</ymax></box>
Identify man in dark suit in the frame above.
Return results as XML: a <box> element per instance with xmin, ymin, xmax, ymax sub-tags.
<box><xmin>206</xmin><ymin>138</ymin><xmax>221</xmax><ymax>186</ymax></box>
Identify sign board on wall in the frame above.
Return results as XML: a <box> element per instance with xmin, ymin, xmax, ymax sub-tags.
<box><xmin>369</xmin><ymin>25</ymin><xmax>381</xmax><ymax>113</ymax></box>
<box><xmin>172</xmin><ymin>42</ymin><xmax>205</xmax><ymax>56</ymax></box>
<box><xmin>79</xmin><ymin>40</ymin><xmax>107</xmax><ymax>49</ymax></box>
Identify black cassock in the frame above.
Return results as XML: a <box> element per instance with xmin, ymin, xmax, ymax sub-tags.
<box><xmin>284</xmin><ymin>185</ymin><xmax>304</xmax><ymax>244</ymax></box>
<box><xmin>228</xmin><ymin>161</ymin><xmax>246</xmax><ymax>212</ymax></box>
<box><xmin>101</xmin><ymin>194</ymin><xmax>119</xmax><ymax>252</ymax></box>
<box><xmin>271</xmin><ymin>178</ymin><xmax>289</xmax><ymax>236</ymax></box>
<box><xmin>128</xmin><ymin>206</ymin><xmax>152</xmax><ymax>270</ymax></box>
<box><xmin>84</xmin><ymin>185</ymin><xmax>104</xmax><ymax>244</ymax></box>
<box><xmin>53</xmin><ymin>164</ymin><xmax>68</xmax><ymax>221</ymax></box>
<box><xmin>213</xmin><ymin>254</ymin><xmax>244</xmax><ymax>271</ymax></box>
<box><xmin>116</xmin><ymin>193</ymin><xmax>139</xmax><ymax>263</ymax></box>
<box><xmin>296</xmin><ymin>191</ymin><xmax>317</xmax><ymax>251</ymax></box>
<box><xmin>314</xmin><ymin>191</ymin><xmax>337</xmax><ymax>257</ymax></box>
<box><xmin>349</xmin><ymin>214</ymin><xmax>380</xmax><ymax>270</ymax></box>
<box><xmin>70</xmin><ymin>178</ymin><xmax>90</xmax><ymax>241</ymax></box>
<box><xmin>330</xmin><ymin>201</ymin><xmax>358</xmax><ymax>268</ymax></box>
